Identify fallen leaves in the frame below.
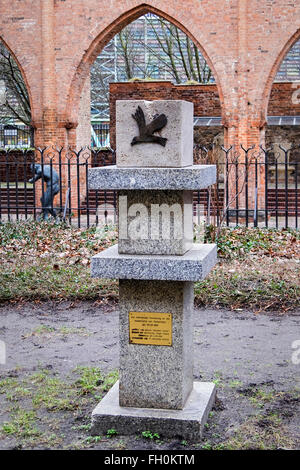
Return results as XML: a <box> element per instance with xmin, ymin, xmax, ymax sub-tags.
<box><xmin>0</xmin><ymin>221</ymin><xmax>117</xmax><ymax>269</ymax></box>
<box><xmin>0</xmin><ymin>222</ymin><xmax>299</xmax><ymax>311</ymax></box>
<box><xmin>213</xmin><ymin>227</ymin><xmax>300</xmax><ymax>260</ymax></box>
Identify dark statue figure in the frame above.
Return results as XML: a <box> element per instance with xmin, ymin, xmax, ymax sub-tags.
<box><xmin>131</xmin><ymin>106</ymin><xmax>168</xmax><ymax>147</ymax></box>
<box><xmin>29</xmin><ymin>164</ymin><xmax>60</xmax><ymax>220</ymax></box>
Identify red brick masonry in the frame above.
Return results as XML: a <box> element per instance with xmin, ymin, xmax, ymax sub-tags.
<box><xmin>109</xmin><ymin>81</ymin><xmax>300</xmax><ymax>148</ymax></box>
<box><xmin>1</xmin><ymin>0</ymin><xmax>300</xmax><ymax>150</ymax></box>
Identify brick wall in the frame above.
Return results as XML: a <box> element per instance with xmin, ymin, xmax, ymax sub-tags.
<box><xmin>0</xmin><ymin>150</ymin><xmax>34</xmax><ymax>182</ymax></box>
<box><xmin>268</xmin><ymin>82</ymin><xmax>300</xmax><ymax>116</ymax></box>
<box><xmin>1</xmin><ymin>0</ymin><xmax>300</xmax><ymax>209</ymax></box>
<box><xmin>109</xmin><ymin>81</ymin><xmax>300</xmax><ymax>149</ymax></box>
<box><xmin>109</xmin><ymin>81</ymin><xmax>221</xmax><ymax>148</ymax></box>
<box><xmin>1</xmin><ymin>0</ymin><xmax>300</xmax><ymax>150</ymax></box>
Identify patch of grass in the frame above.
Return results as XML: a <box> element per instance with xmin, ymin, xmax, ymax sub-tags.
<box><xmin>74</xmin><ymin>366</ymin><xmax>104</xmax><ymax>396</ymax></box>
<box><xmin>229</xmin><ymin>380</ymin><xmax>243</xmax><ymax>388</ymax></box>
<box><xmin>22</xmin><ymin>369</ymin><xmax>79</xmax><ymax>412</ymax></box>
<box><xmin>84</xmin><ymin>435</ymin><xmax>103</xmax><ymax>444</ymax></box>
<box><xmin>6</xmin><ymin>386</ymin><xmax>31</xmax><ymax>402</ymax></box>
<box><xmin>195</xmin><ymin>257</ymin><xmax>300</xmax><ymax>311</ymax></box>
<box><xmin>0</xmin><ymin>262</ymin><xmax>118</xmax><ymax>302</ymax></box>
<box><xmin>100</xmin><ymin>370</ymin><xmax>119</xmax><ymax>393</ymax></box>
<box><xmin>25</xmin><ymin>325</ymin><xmax>55</xmax><ymax>337</ymax></box>
<box><xmin>1</xmin><ymin>409</ymin><xmax>40</xmax><ymax>439</ymax></box>
<box><xmin>106</xmin><ymin>428</ymin><xmax>118</xmax><ymax>438</ymax></box>
<box><xmin>208</xmin><ymin>226</ymin><xmax>300</xmax><ymax>260</ymax></box>
<box><xmin>212</xmin><ymin>371</ymin><xmax>224</xmax><ymax>388</ymax></box>
<box><xmin>24</xmin><ymin>325</ymin><xmax>90</xmax><ymax>339</ymax></box>
<box><xmin>201</xmin><ymin>441</ymin><xmax>213</xmax><ymax>450</ymax></box>
<box><xmin>0</xmin><ymin>377</ymin><xmax>19</xmax><ymax>393</ymax></box>
<box><xmin>238</xmin><ymin>384</ymin><xmax>284</xmax><ymax>409</ymax></box>
<box><xmin>58</xmin><ymin>326</ymin><xmax>90</xmax><ymax>336</ymax></box>
<box><xmin>72</xmin><ymin>424</ymin><xmax>92</xmax><ymax>432</ymax></box>
<box><xmin>248</xmin><ymin>389</ymin><xmax>279</xmax><ymax>409</ymax></box>
<box><xmin>216</xmin><ymin>413</ymin><xmax>295</xmax><ymax>450</ymax></box>
<box><xmin>73</xmin><ymin>366</ymin><xmax>118</xmax><ymax>398</ymax></box>
<box><xmin>0</xmin><ymin>366</ymin><xmax>118</xmax><ymax>448</ymax></box>
<box><xmin>0</xmin><ymin>220</ymin><xmax>118</xmax><ymax>302</ymax></box>
<box><xmin>0</xmin><ymin>222</ymin><xmax>299</xmax><ymax>311</ymax></box>
<box><xmin>141</xmin><ymin>430</ymin><xmax>160</xmax><ymax>440</ymax></box>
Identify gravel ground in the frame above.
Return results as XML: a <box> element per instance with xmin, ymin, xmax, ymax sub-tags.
<box><xmin>0</xmin><ymin>301</ymin><xmax>299</xmax><ymax>450</ymax></box>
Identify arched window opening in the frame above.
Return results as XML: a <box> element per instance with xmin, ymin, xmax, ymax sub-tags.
<box><xmin>0</xmin><ymin>41</ymin><xmax>33</xmax><ymax>147</ymax></box>
<box><xmin>89</xmin><ymin>12</ymin><xmax>221</xmax><ymax>155</ymax></box>
<box><xmin>275</xmin><ymin>40</ymin><xmax>300</xmax><ymax>82</ymax></box>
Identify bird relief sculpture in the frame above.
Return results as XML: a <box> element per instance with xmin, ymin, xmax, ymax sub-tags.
<box><xmin>131</xmin><ymin>106</ymin><xmax>168</xmax><ymax>147</ymax></box>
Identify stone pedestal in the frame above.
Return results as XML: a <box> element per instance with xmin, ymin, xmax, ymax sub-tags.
<box><xmin>89</xmin><ymin>99</ymin><xmax>217</xmax><ymax>440</ymax></box>
<box><xmin>116</xmin><ymin>100</ymin><xmax>193</xmax><ymax>168</ymax></box>
<box><xmin>118</xmin><ymin>190</ymin><xmax>193</xmax><ymax>255</ymax></box>
<box><xmin>91</xmin><ymin>381</ymin><xmax>216</xmax><ymax>440</ymax></box>
<box><xmin>119</xmin><ymin>280</ymin><xmax>194</xmax><ymax>409</ymax></box>
<box><xmin>91</xmin><ymin>243</ymin><xmax>217</xmax><ymax>282</ymax></box>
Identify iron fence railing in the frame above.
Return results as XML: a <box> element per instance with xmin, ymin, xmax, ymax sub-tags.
<box><xmin>0</xmin><ymin>145</ymin><xmax>299</xmax><ymax>229</ymax></box>
<box><xmin>0</xmin><ymin>123</ymin><xmax>110</xmax><ymax>149</ymax></box>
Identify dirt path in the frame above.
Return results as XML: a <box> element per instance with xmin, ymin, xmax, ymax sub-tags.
<box><xmin>0</xmin><ymin>301</ymin><xmax>299</xmax><ymax>450</ymax></box>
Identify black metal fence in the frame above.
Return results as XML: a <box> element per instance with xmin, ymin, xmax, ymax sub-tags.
<box><xmin>0</xmin><ymin>123</ymin><xmax>110</xmax><ymax>149</ymax></box>
<box><xmin>0</xmin><ymin>145</ymin><xmax>299</xmax><ymax>229</ymax></box>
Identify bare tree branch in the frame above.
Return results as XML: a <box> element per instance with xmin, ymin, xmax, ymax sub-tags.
<box><xmin>90</xmin><ymin>13</ymin><xmax>213</xmax><ymax>116</ymax></box>
<box><xmin>0</xmin><ymin>44</ymin><xmax>32</xmax><ymax>129</ymax></box>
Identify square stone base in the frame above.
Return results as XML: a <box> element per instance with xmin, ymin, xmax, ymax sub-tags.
<box><xmin>118</xmin><ymin>190</ymin><xmax>193</xmax><ymax>255</ymax></box>
<box><xmin>119</xmin><ymin>280</ymin><xmax>194</xmax><ymax>409</ymax></box>
<box><xmin>116</xmin><ymin>100</ymin><xmax>193</xmax><ymax>168</ymax></box>
<box><xmin>91</xmin><ymin>381</ymin><xmax>216</xmax><ymax>440</ymax></box>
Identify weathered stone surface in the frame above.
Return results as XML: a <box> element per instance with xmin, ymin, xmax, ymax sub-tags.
<box><xmin>119</xmin><ymin>279</ymin><xmax>193</xmax><ymax>409</ymax></box>
<box><xmin>116</xmin><ymin>100</ymin><xmax>193</xmax><ymax>168</ymax></box>
<box><xmin>118</xmin><ymin>190</ymin><xmax>193</xmax><ymax>255</ymax></box>
<box><xmin>88</xmin><ymin>95</ymin><xmax>218</xmax><ymax>439</ymax></box>
<box><xmin>88</xmin><ymin>165</ymin><xmax>216</xmax><ymax>190</ymax></box>
<box><xmin>91</xmin><ymin>381</ymin><xmax>216</xmax><ymax>440</ymax></box>
<box><xmin>91</xmin><ymin>243</ymin><xmax>217</xmax><ymax>281</ymax></box>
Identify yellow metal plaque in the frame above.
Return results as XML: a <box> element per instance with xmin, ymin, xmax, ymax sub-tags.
<box><xmin>129</xmin><ymin>312</ymin><xmax>172</xmax><ymax>346</ymax></box>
